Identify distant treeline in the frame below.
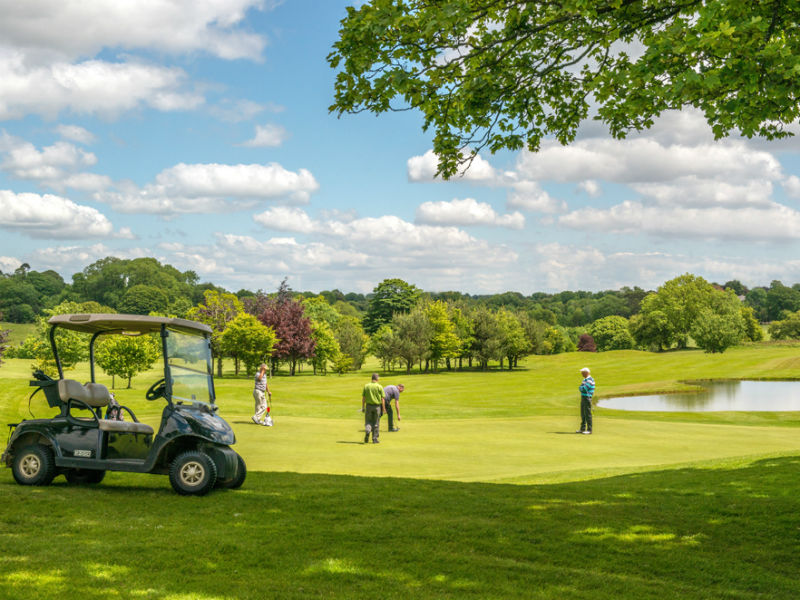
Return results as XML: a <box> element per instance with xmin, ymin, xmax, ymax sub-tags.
<box><xmin>1</xmin><ymin>256</ymin><xmax>797</xmax><ymax>326</ymax></box>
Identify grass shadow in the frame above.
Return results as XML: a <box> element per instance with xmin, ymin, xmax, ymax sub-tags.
<box><xmin>1</xmin><ymin>456</ymin><xmax>799</xmax><ymax>599</ymax></box>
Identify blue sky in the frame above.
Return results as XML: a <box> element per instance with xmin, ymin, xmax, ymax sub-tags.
<box><xmin>2</xmin><ymin>0</ymin><xmax>800</xmax><ymax>295</ymax></box>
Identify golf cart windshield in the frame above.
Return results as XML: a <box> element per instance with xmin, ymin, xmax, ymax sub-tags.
<box><xmin>166</xmin><ymin>329</ymin><xmax>215</xmax><ymax>405</ymax></box>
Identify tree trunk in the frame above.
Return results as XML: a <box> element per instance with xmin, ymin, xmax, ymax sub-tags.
<box><xmin>127</xmin><ymin>376</ymin><xmax>132</xmax><ymax>389</ymax></box>
<box><xmin>234</xmin><ymin>357</ymin><xmax>240</xmax><ymax>376</ymax></box>
<box><xmin>217</xmin><ymin>356</ymin><xmax>223</xmax><ymax>378</ymax></box>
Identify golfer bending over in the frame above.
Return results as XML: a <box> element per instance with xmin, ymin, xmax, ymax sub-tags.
<box><xmin>383</xmin><ymin>384</ymin><xmax>404</xmax><ymax>432</ymax></box>
<box><xmin>361</xmin><ymin>373</ymin><xmax>385</xmax><ymax>444</ymax></box>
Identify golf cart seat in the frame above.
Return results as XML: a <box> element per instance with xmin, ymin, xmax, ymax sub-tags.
<box><xmin>98</xmin><ymin>419</ymin><xmax>154</xmax><ymax>435</ymax></box>
<box><xmin>58</xmin><ymin>379</ymin><xmax>112</xmax><ymax>407</ymax></box>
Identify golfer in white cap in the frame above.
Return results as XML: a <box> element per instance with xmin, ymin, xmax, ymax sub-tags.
<box><xmin>576</xmin><ymin>367</ymin><xmax>595</xmax><ymax>434</ymax></box>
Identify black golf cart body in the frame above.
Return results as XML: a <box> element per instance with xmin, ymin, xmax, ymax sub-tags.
<box><xmin>2</xmin><ymin>314</ymin><xmax>246</xmax><ymax>495</ymax></box>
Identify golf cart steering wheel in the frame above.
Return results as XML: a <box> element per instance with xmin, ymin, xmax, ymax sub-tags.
<box><xmin>146</xmin><ymin>378</ymin><xmax>167</xmax><ymax>401</ymax></box>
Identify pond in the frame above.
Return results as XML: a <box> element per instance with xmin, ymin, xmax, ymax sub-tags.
<box><xmin>597</xmin><ymin>380</ymin><xmax>800</xmax><ymax>412</ymax></box>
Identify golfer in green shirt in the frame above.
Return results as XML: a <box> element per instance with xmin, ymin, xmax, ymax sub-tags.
<box><xmin>361</xmin><ymin>373</ymin><xmax>385</xmax><ymax>444</ymax></box>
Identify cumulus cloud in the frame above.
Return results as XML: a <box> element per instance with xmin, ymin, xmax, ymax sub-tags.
<box><xmin>408</xmin><ymin>149</ymin><xmax>498</xmax><ymax>182</ymax></box>
<box><xmin>559</xmin><ymin>200</ymin><xmax>800</xmax><ymax>241</ymax></box>
<box><xmin>517</xmin><ymin>138</ymin><xmax>782</xmax><ymax>185</ymax></box>
<box><xmin>577</xmin><ymin>180</ymin><xmax>602</xmax><ymax>197</ymax></box>
<box><xmin>0</xmin><ymin>54</ymin><xmax>204</xmax><ymax>120</ymax></box>
<box><xmin>507</xmin><ymin>181</ymin><xmax>567</xmax><ymax>214</ymax></box>
<box><xmin>0</xmin><ymin>132</ymin><xmax>110</xmax><ymax>191</ymax></box>
<box><xmin>56</xmin><ymin>124</ymin><xmax>95</xmax><ymax>144</ymax></box>
<box><xmin>0</xmin><ymin>191</ymin><xmax>114</xmax><ymax>239</ymax></box>
<box><xmin>415</xmin><ymin>198</ymin><xmax>524</xmax><ymax>229</ymax></box>
<box><xmin>0</xmin><ymin>256</ymin><xmax>22</xmax><ymax>274</ymax></box>
<box><xmin>95</xmin><ymin>162</ymin><xmax>320</xmax><ymax>215</ymax></box>
<box><xmin>0</xmin><ymin>1</ymin><xmax>267</xmax><ymax>63</ymax></box>
<box><xmin>784</xmin><ymin>175</ymin><xmax>800</xmax><ymax>199</ymax></box>
<box><xmin>241</xmin><ymin>124</ymin><xmax>289</xmax><ymax>148</ymax></box>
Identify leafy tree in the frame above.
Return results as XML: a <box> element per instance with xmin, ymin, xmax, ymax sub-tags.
<box><xmin>363</xmin><ymin>278</ymin><xmax>421</xmax><ymax>334</ymax></box>
<box><xmin>639</xmin><ymin>274</ymin><xmax>716</xmax><ymax>349</ymax></box>
<box><xmin>0</xmin><ymin>315</ymin><xmax>8</xmax><ymax>365</ymax></box>
<box><xmin>495</xmin><ymin>308</ymin><xmax>528</xmax><ymax>369</ymax></box>
<box><xmin>18</xmin><ymin>301</ymin><xmax>115</xmax><ymax>376</ymax></box>
<box><xmin>450</xmin><ymin>304</ymin><xmax>475</xmax><ymax>369</ymax></box>
<box><xmin>768</xmin><ymin>311</ymin><xmax>800</xmax><ymax>340</ymax></box>
<box><xmin>95</xmin><ymin>334</ymin><xmax>161</xmax><ymax>388</ymax></box>
<box><xmin>588</xmin><ymin>316</ymin><xmax>634</xmax><ymax>351</ymax></box>
<box><xmin>308</xmin><ymin>320</ymin><xmax>341</xmax><ymax>375</ymax></box>
<box><xmin>302</xmin><ymin>296</ymin><xmax>341</xmax><ymax>328</ymax></box>
<box><xmin>335</xmin><ymin>315</ymin><xmax>368</xmax><ymax>371</ymax></box>
<box><xmin>368</xmin><ymin>324</ymin><xmax>398</xmax><ymax>371</ymax></box>
<box><xmin>329</xmin><ymin>1</ymin><xmax>800</xmax><ymax>178</ymax></box>
<box><xmin>219</xmin><ymin>313</ymin><xmax>277</xmax><ymax>376</ymax></box>
<box><xmin>724</xmin><ymin>280</ymin><xmax>748</xmax><ymax>297</ymax></box>
<box><xmin>765</xmin><ymin>281</ymin><xmax>800</xmax><ymax>321</ymax></box>
<box><xmin>118</xmin><ymin>284</ymin><xmax>170</xmax><ymax>315</ymax></box>
<box><xmin>471</xmin><ymin>307</ymin><xmax>502</xmax><ymax>370</ymax></box>
<box><xmin>187</xmin><ymin>290</ymin><xmax>243</xmax><ymax>377</ymax></box>
<box><xmin>392</xmin><ymin>308</ymin><xmax>432</xmax><ymax>373</ymax></box>
<box><xmin>0</xmin><ymin>277</ymin><xmax>40</xmax><ymax>323</ymax></box>
<box><xmin>690</xmin><ymin>290</ymin><xmax>745</xmax><ymax>353</ymax></box>
<box><xmin>542</xmin><ymin>326</ymin><xmax>574</xmax><ymax>354</ymax></box>
<box><xmin>740</xmin><ymin>306</ymin><xmax>764</xmax><ymax>342</ymax></box>
<box><xmin>577</xmin><ymin>334</ymin><xmax>597</xmax><ymax>353</ymax></box>
<box><xmin>257</xmin><ymin>282</ymin><xmax>315</xmax><ymax>375</ymax></box>
<box><xmin>425</xmin><ymin>300</ymin><xmax>461</xmax><ymax>371</ymax></box>
<box><xmin>629</xmin><ymin>309</ymin><xmax>676</xmax><ymax>351</ymax></box>
<box><xmin>745</xmin><ymin>287</ymin><xmax>769</xmax><ymax>322</ymax></box>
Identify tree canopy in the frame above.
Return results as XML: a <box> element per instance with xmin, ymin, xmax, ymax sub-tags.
<box><xmin>329</xmin><ymin>0</ymin><xmax>800</xmax><ymax>177</ymax></box>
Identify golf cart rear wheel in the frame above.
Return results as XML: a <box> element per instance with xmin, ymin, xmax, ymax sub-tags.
<box><xmin>12</xmin><ymin>444</ymin><xmax>56</xmax><ymax>486</ymax></box>
<box><xmin>65</xmin><ymin>468</ymin><xmax>106</xmax><ymax>485</ymax></box>
<box><xmin>169</xmin><ymin>451</ymin><xmax>217</xmax><ymax>496</ymax></box>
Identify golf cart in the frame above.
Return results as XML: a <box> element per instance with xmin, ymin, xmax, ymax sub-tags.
<box><xmin>2</xmin><ymin>314</ymin><xmax>246</xmax><ymax>495</ymax></box>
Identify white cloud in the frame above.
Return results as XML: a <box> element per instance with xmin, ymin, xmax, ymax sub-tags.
<box><xmin>254</xmin><ymin>206</ymin><xmax>316</xmax><ymax>233</ymax></box>
<box><xmin>56</xmin><ymin>124</ymin><xmax>95</xmax><ymax>144</ymax></box>
<box><xmin>2</xmin><ymin>138</ymin><xmax>96</xmax><ymax>180</ymax></box>
<box><xmin>507</xmin><ymin>181</ymin><xmax>567</xmax><ymax>214</ymax></box>
<box><xmin>0</xmin><ymin>54</ymin><xmax>204</xmax><ymax>120</ymax></box>
<box><xmin>0</xmin><ymin>1</ymin><xmax>267</xmax><ymax>63</ymax></box>
<box><xmin>577</xmin><ymin>180</ymin><xmax>601</xmax><ymax>197</ymax></box>
<box><xmin>0</xmin><ymin>191</ymin><xmax>114</xmax><ymax>239</ymax></box>
<box><xmin>0</xmin><ymin>256</ymin><xmax>22</xmax><ymax>274</ymax></box>
<box><xmin>631</xmin><ymin>178</ymin><xmax>774</xmax><ymax>209</ymax></box>
<box><xmin>241</xmin><ymin>123</ymin><xmax>289</xmax><ymax>148</ymax></box>
<box><xmin>784</xmin><ymin>175</ymin><xmax>800</xmax><ymax>199</ymax></box>
<box><xmin>96</xmin><ymin>162</ymin><xmax>320</xmax><ymax>215</ymax></box>
<box><xmin>415</xmin><ymin>198</ymin><xmax>524</xmax><ymax>229</ymax></box>
<box><xmin>516</xmin><ymin>138</ymin><xmax>782</xmax><ymax>184</ymax></box>
<box><xmin>408</xmin><ymin>149</ymin><xmax>498</xmax><ymax>182</ymax></box>
<box><xmin>559</xmin><ymin>200</ymin><xmax>800</xmax><ymax>241</ymax></box>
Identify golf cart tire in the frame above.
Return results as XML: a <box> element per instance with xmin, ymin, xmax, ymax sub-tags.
<box><xmin>219</xmin><ymin>453</ymin><xmax>247</xmax><ymax>489</ymax></box>
<box><xmin>65</xmin><ymin>468</ymin><xmax>106</xmax><ymax>485</ymax></box>
<box><xmin>169</xmin><ymin>450</ymin><xmax>217</xmax><ymax>496</ymax></box>
<box><xmin>11</xmin><ymin>444</ymin><xmax>56</xmax><ymax>486</ymax></box>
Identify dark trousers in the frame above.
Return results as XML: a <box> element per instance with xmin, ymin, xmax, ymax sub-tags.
<box><xmin>365</xmin><ymin>404</ymin><xmax>381</xmax><ymax>441</ymax></box>
<box><xmin>384</xmin><ymin>402</ymin><xmax>395</xmax><ymax>430</ymax></box>
<box><xmin>580</xmin><ymin>396</ymin><xmax>593</xmax><ymax>432</ymax></box>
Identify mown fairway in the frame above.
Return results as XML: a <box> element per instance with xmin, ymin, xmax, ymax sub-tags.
<box><xmin>1</xmin><ymin>345</ymin><xmax>800</xmax><ymax>599</ymax></box>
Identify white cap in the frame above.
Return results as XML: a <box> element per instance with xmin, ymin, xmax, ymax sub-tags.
<box><xmin>580</xmin><ymin>367</ymin><xmax>590</xmax><ymax>373</ymax></box>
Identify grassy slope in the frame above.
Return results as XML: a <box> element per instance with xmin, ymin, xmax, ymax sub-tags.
<box><xmin>1</xmin><ymin>345</ymin><xmax>800</xmax><ymax>598</ymax></box>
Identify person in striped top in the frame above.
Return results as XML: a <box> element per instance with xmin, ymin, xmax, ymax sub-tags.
<box><xmin>576</xmin><ymin>367</ymin><xmax>595</xmax><ymax>434</ymax></box>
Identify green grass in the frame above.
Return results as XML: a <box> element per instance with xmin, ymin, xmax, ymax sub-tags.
<box><xmin>1</xmin><ymin>345</ymin><xmax>800</xmax><ymax>599</ymax></box>
<box><xmin>0</xmin><ymin>321</ymin><xmax>35</xmax><ymax>346</ymax></box>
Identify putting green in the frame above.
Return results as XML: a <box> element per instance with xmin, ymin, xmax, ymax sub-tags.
<box><xmin>230</xmin><ymin>413</ymin><xmax>800</xmax><ymax>484</ymax></box>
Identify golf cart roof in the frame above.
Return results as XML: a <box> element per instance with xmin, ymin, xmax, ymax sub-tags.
<box><xmin>48</xmin><ymin>313</ymin><xmax>212</xmax><ymax>337</ymax></box>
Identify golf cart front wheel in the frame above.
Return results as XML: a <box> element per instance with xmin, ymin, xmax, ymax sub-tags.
<box><xmin>169</xmin><ymin>451</ymin><xmax>217</xmax><ymax>496</ymax></box>
<box><xmin>12</xmin><ymin>444</ymin><xmax>56</xmax><ymax>486</ymax></box>
<box><xmin>218</xmin><ymin>452</ymin><xmax>247</xmax><ymax>490</ymax></box>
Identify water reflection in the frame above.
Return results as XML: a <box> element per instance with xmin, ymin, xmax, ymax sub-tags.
<box><xmin>598</xmin><ymin>380</ymin><xmax>800</xmax><ymax>412</ymax></box>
